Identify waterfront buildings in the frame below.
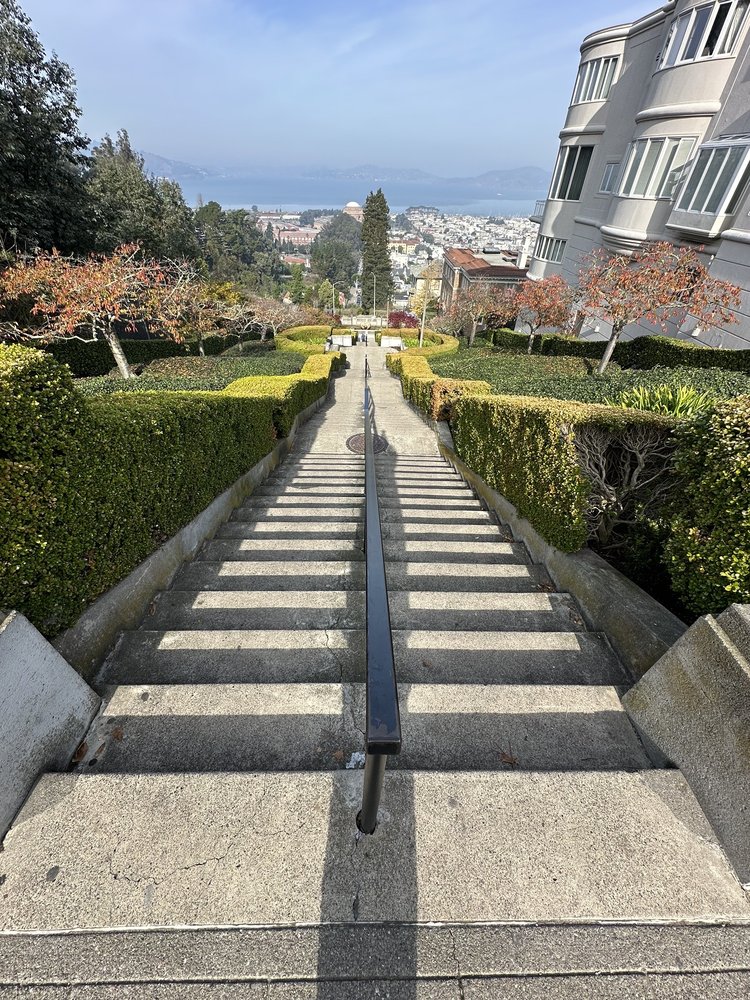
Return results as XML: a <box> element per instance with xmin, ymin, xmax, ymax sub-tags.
<box><xmin>530</xmin><ymin>0</ymin><xmax>750</xmax><ymax>348</ymax></box>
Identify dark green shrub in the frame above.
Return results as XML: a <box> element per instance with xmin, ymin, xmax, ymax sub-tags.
<box><xmin>539</xmin><ymin>335</ymin><xmax>607</xmax><ymax>360</ymax></box>
<box><xmin>487</xmin><ymin>328</ymin><xmax>534</xmax><ymax>353</ymax></box>
<box><xmin>0</xmin><ymin>345</ymin><xmax>278</xmax><ymax>636</ymax></box>
<box><xmin>665</xmin><ymin>395</ymin><xmax>750</xmax><ymax>614</ymax></box>
<box><xmin>541</xmin><ymin>332</ymin><xmax>750</xmax><ymax>372</ymax></box>
<box><xmin>38</xmin><ymin>338</ymin><xmax>189</xmax><ymax>376</ymax></box>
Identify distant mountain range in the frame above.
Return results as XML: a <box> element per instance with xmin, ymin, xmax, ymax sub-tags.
<box><xmin>139</xmin><ymin>153</ymin><xmax>550</xmax><ymax>212</ymax></box>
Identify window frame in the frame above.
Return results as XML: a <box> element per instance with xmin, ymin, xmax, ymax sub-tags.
<box><xmin>675</xmin><ymin>139</ymin><xmax>750</xmax><ymax>214</ymax></box>
<box><xmin>549</xmin><ymin>145</ymin><xmax>594</xmax><ymax>201</ymax></box>
<box><xmin>534</xmin><ymin>235</ymin><xmax>567</xmax><ymax>263</ymax></box>
<box><xmin>571</xmin><ymin>55</ymin><xmax>619</xmax><ymax>105</ymax></box>
<box><xmin>618</xmin><ymin>136</ymin><xmax>697</xmax><ymax>200</ymax></box>
<box><xmin>658</xmin><ymin>0</ymin><xmax>749</xmax><ymax>68</ymax></box>
<box><xmin>599</xmin><ymin>161</ymin><xmax>621</xmax><ymax>193</ymax></box>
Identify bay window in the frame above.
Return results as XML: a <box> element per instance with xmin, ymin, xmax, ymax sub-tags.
<box><xmin>619</xmin><ymin>137</ymin><xmax>696</xmax><ymax>198</ymax></box>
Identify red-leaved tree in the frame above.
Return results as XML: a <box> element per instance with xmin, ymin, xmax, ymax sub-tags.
<box><xmin>515</xmin><ymin>275</ymin><xmax>575</xmax><ymax>354</ymax></box>
<box><xmin>449</xmin><ymin>284</ymin><xmax>515</xmax><ymax>347</ymax></box>
<box><xmin>578</xmin><ymin>242</ymin><xmax>742</xmax><ymax>374</ymax></box>
<box><xmin>0</xmin><ymin>244</ymin><xmax>169</xmax><ymax>378</ymax></box>
<box><xmin>388</xmin><ymin>310</ymin><xmax>418</xmax><ymax>329</ymax></box>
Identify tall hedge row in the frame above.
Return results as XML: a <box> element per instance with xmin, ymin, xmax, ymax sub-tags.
<box><xmin>386</xmin><ymin>353</ymin><xmax>491</xmax><ymax>421</ymax></box>
<box><xmin>0</xmin><ymin>345</ymin><xmax>339</xmax><ymax>636</ymax></box>
<box><xmin>665</xmin><ymin>395</ymin><xmax>750</xmax><ymax>613</ymax></box>
<box><xmin>539</xmin><ymin>332</ymin><xmax>750</xmax><ymax>372</ymax></box>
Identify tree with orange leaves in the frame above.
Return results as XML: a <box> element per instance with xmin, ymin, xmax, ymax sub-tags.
<box><xmin>578</xmin><ymin>242</ymin><xmax>741</xmax><ymax>374</ymax></box>
<box><xmin>515</xmin><ymin>274</ymin><xmax>575</xmax><ymax>354</ymax></box>
<box><xmin>0</xmin><ymin>244</ymin><xmax>170</xmax><ymax>378</ymax></box>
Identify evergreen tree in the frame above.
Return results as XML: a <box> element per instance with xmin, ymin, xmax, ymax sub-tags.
<box><xmin>360</xmin><ymin>188</ymin><xmax>393</xmax><ymax>311</ymax></box>
<box><xmin>289</xmin><ymin>263</ymin><xmax>304</xmax><ymax>304</ymax></box>
<box><xmin>87</xmin><ymin>131</ymin><xmax>163</xmax><ymax>254</ymax></box>
<box><xmin>154</xmin><ymin>178</ymin><xmax>200</xmax><ymax>260</ymax></box>
<box><xmin>0</xmin><ymin>0</ymin><xmax>90</xmax><ymax>253</ymax></box>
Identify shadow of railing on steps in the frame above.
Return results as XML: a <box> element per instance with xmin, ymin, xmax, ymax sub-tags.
<box><xmin>357</xmin><ymin>361</ymin><xmax>402</xmax><ymax>834</ymax></box>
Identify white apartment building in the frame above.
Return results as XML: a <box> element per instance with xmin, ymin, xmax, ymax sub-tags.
<box><xmin>529</xmin><ymin>0</ymin><xmax>750</xmax><ymax>349</ymax></box>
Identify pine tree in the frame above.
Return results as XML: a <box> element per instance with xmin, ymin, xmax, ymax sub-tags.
<box><xmin>289</xmin><ymin>264</ymin><xmax>304</xmax><ymax>304</ymax></box>
<box><xmin>0</xmin><ymin>0</ymin><xmax>90</xmax><ymax>253</ymax></box>
<box><xmin>360</xmin><ymin>188</ymin><xmax>393</xmax><ymax>312</ymax></box>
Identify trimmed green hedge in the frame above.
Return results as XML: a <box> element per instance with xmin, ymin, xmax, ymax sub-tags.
<box><xmin>37</xmin><ymin>338</ymin><xmax>188</xmax><ymax>377</ymax></box>
<box><xmin>224</xmin><ymin>353</ymin><xmax>343</xmax><ymax>436</ymax></box>
<box><xmin>540</xmin><ymin>332</ymin><xmax>750</xmax><ymax>372</ymax></box>
<box><xmin>485</xmin><ymin>328</ymin><xmax>534</xmax><ymax>352</ymax></box>
<box><xmin>387</xmin><ymin>353</ymin><xmax>491</xmax><ymax>421</ymax></box>
<box><xmin>0</xmin><ymin>344</ymin><xmax>341</xmax><ymax>637</ymax></box>
<box><xmin>451</xmin><ymin>393</ymin><xmax>675</xmax><ymax>553</ymax></box>
<box><xmin>665</xmin><ymin>395</ymin><xmax>750</xmax><ymax>614</ymax></box>
<box><xmin>76</xmin><ymin>353</ymin><xmax>307</xmax><ymax>395</ymax></box>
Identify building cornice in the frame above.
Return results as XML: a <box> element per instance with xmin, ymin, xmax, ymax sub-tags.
<box><xmin>559</xmin><ymin>126</ymin><xmax>607</xmax><ymax>139</ymax></box>
<box><xmin>635</xmin><ymin>101</ymin><xmax>722</xmax><ymax>122</ymax></box>
<box><xmin>581</xmin><ymin>3</ymin><xmax>675</xmax><ymax>54</ymax></box>
<box><xmin>717</xmin><ymin>228</ymin><xmax>750</xmax><ymax>245</ymax></box>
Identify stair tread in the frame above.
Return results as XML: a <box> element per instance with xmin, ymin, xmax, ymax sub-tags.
<box><xmin>79</xmin><ymin>682</ymin><xmax>651</xmax><ymax>774</ymax></box>
<box><xmin>102</xmin><ymin>627</ymin><xmax>627</xmax><ymax>686</ymax></box>
<box><xmin>2</xmin><ymin>770</ymin><xmax>746</xmax><ymax>931</ymax></box>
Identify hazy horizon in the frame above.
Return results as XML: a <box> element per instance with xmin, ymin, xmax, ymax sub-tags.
<box><xmin>21</xmin><ymin>0</ymin><xmax>655</xmax><ymax>177</ymax></box>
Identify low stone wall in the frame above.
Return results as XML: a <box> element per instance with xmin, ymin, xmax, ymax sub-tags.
<box><xmin>0</xmin><ymin>611</ymin><xmax>100</xmax><ymax>839</ymax></box>
<box><xmin>54</xmin><ymin>393</ymin><xmax>328</xmax><ymax>682</ymax></box>
<box><xmin>624</xmin><ymin>604</ymin><xmax>750</xmax><ymax>885</ymax></box>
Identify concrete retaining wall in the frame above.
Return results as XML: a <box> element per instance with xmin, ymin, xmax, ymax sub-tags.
<box><xmin>54</xmin><ymin>393</ymin><xmax>328</xmax><ymax>682</ymax></box>
<box><xmin>624</xmin><ymin>604</ymin><xmax>750</xmax><ymax>885</ymax></box>
<box><xmin>0</xmin><ymin>611</ymin><xmax>100</xmax><ymax>839</ymax></box>
<box><xmin>424</xmin><ymin>418</ymin><xmax>686</xmax><ymax>679</ymax></box>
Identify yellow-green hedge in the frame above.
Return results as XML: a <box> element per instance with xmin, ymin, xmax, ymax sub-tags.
<box><xmin>387</xmin><ymin>353</ymin><xmax>490</xmax><ymax>421</ymax></box>
<box><xmin>224</xmin><ymin>353</ymin><xmax>343</xmax><ymax>435</ymax></box>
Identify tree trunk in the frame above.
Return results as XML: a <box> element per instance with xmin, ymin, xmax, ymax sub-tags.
<box><xmin>596</xmin><ymin>324</ymin><xmax>622</xmax><ymax>375</ymax></box>
<box><xmin>468</xmin><ymin>319</ymin><xmax>478</xmax><ymax>348</ymax></box>
<box><xmin>104</xmin><ymin>326</ymin><xmax>132</xmax><ymax>380</ymax></box>
<box><xmin>527</xmin><ymin>331</ymin><xmax>536</xmax><ymax>355</ymax></box>
<box><xmin>197</xmin><ymin>332</ymin><xmax>205</xmax><ymax>357</ymax></box>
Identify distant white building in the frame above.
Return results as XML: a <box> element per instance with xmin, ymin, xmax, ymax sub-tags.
<box><xmin>530</xmin><ymin>0</ymin><xmax>750</xmax><ymax>349</ymax></box>
<box><xmin>343</xmin><ymin>201</ymin><xmax>364</xmax><ymax>223</ymax></box>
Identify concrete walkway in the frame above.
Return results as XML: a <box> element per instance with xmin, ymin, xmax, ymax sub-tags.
<box><xmin>1</xmin><ymin>343</ymin><xmax>749</xmax><ymax>993</ymax></box>
<box><xmin>294</xmin><ymin>342</ymin><xmax>439</xmax><ymax>456</ymax></box>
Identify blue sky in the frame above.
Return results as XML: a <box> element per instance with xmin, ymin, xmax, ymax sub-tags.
<box><xmin>22</xmin><ymin>0</ymin><xmax>654</xmax><ymax>175</ymax></box>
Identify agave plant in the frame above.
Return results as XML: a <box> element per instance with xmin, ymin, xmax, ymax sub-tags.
<box><xmin>608</xmin><ymin>384</ymin><xmax>718</xmax><ymax>417</ymax></box>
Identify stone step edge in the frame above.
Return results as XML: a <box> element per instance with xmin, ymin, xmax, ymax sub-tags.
<box><xmin>3</xmin><ymin>921</ymin><xmax>750</xmax><ymax>984</ymax></box>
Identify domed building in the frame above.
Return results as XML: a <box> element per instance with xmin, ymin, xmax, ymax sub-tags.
<box><xmin>342</xmin><ymin>200</ymin><xmax>364</xmax><ymax>223</ymax></box>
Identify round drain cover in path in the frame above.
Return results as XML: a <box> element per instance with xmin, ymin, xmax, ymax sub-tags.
<box><xmin>346</xmin><ymin>433</ymin><xmax>388</xmax><ymax>455</ymax></box>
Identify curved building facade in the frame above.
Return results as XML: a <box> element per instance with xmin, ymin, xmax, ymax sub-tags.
<box><xmin>529</xmin><ymin>0</ymin><xmax>750</xmax><ymax>348</ymax></box>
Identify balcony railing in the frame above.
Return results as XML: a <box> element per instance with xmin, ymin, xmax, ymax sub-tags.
<box><xmin>357</xmin><ymin>361</ymin><xmax>402</xmax><ymax>835</ymax></box>
<box><xmin>530</xmin><ymin>199</ymin><xmax>547</xmax><ymax>220</ymax></box>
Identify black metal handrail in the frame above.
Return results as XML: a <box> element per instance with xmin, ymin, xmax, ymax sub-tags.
<box><xmin>357</xmin><ymin>357</ymin><xmax>401</xmax><ymax>835</ymax></box>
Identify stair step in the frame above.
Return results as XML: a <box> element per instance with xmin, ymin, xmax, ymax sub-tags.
<box><xmin>102</xmin><ymin>628</ymin><xmax>626</xmax><ymax>687</ymax></box>
<box><xmin>380</xmin><ymin>523</ymin><xmax>504</xmax><ymax>541</ymax></box>
<box><xmin>149</xmin><ymin>590</ymin><xmax>365</xmax><ymax>631</ymax></box>
<box><xmin>379</xmin><ymin>496</ymin><xmax>483</xmax><ymax>510</ymax></box>
<box><xmin>231</xmin><ymin>506</ymin><xmax>366</xmax><ymax>522</ymax></box>
<box><xmin>383</xmin><ymin>539</ymin><xmax>528</xmax><ymax>563</ymax></box>
<box><xmin>388</xmin><ymin>592</ymin><xmax>584</xmax><ymax>632</ymax></box>
<box><xmin>386</xmin><ymin>562</ymin><xmax>551</xmax><ymax>593</ymax></box>
<box><xmin>244</xmin><ymin>495</ymin><xmax>367</xmax><ymax>509</ymax></box>
<box><xmin>200</xmin><ymin>539</ymin><xmax>364</xmax><ymax>561</ymax></box>
<box><xmin>216</xmin><ymin>522</ymin><xmax>363</xmax><ymax>540</ymax></box>
<box><xmin>173</xmin><ymin>560</ymin><xmax>366</xmax><ymax>592</ymax></box>
<box><xmin>379</xmin><ymin>507</ymin><xmax>491</xmax><ymax>523</ymax></box>
<box><xmin>102</xmin><ymin>629</ymin><xmax>366</xmax><ymax>685</ymax></box>
<box><xmin>252</xmin><ymin>485</ymin><xmax>366</xmax><ymax>497</ymax></box>
<box><xmin>3</xmin><ymin>770</ymin><xmax>746</xmax><ymax>931</ymax></box>
<box><xmin>378</xmin><ymin>488</ymin><xmax>477</xmax><ymax>499</ymax></box>
<box><xmin>81</xmin><ymin>682</ymin><xmax>649</xmax><ymax>775</ymax></box>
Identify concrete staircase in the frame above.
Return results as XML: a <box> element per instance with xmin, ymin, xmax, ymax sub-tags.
<box><xmin>1</xmin><ymin>351</ymin><xmax>749</xmax><ymax>994</ymax></box>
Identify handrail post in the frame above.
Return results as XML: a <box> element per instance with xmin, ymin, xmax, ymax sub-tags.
<box><xmin>357</xmin><ymin>753</ymin><xmax>386</xmax><ymax>835</ymax></box>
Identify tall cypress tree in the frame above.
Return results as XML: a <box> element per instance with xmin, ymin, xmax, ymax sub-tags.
<box><xmin>360</xmin><ymin>188</ymin><xmax>393</xmax><ymax>312</ymax></box>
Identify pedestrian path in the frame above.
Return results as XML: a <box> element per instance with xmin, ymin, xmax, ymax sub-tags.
<box><xmin>1</xmin><ymin>344</ymin><xmax>748</xmax><ymax>993</ymax></box>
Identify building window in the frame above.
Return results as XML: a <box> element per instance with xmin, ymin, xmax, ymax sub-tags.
<box><xmin>599</xmin><ymin>162</ymin><xmax>621</xmax><ymax>193</ymax></box>
<box><xmin>619</xmin><ymin>137</ymin><xmax>696</xmax><ymax>198</ymax></box>
<box><xmin>660</xmin><ymin>1</ymin><xmax>749</xmax><ymax>68</ymax></box>
<box><xmin>676</xmin><ymin>139</ymin><xmax>750</xmax><ymax>213</ymax></box>
<box><xmin>549</xmin><ymin>145</ymin><xmax>594</xmax><ymax>200</ymax></box>
<box><xmin>534</xmin><ymin>235</ymin><xmax>567</xmax><ymax>263</ymax></box>
<box><xmin>571</xmin><ymin>56</ymin><xmax>619</xmax><ymax>104</ymax></box>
